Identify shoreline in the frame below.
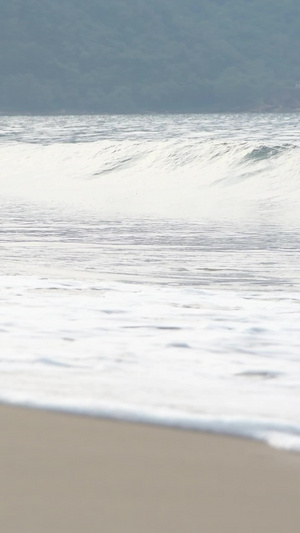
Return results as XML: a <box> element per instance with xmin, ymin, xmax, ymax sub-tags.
<box><xmin>1</xmin><ymin>403</ymin><xmax>300</xmax><ymax>533</ymax></box>
<box><xmin>2</xmin><ymin>400</ymin><xmax>300</xmax><ymax>452</ymax></box>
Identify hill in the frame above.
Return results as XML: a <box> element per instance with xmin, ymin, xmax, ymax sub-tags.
<box><xmin>1</xmin><ymin>0</ymin><xmax>300</xmax><ymax>113</ymax></box>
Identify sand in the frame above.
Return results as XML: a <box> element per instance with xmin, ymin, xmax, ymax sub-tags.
<box><xmin>1</xmin><ymin>404</ymin><xmax>300</xmax><ymax>533</ymax></box>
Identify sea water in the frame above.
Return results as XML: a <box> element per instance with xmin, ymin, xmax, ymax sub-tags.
<box><xmin>1</xmin><ymin>113</ymin><xmax>300</xmax><ymax>451</ymax></box>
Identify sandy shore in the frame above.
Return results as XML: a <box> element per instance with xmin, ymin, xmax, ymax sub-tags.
<box><xmin>1</xmin><ymin>404</ymin><xmax>300</xmax><ymax>533</ymax></box>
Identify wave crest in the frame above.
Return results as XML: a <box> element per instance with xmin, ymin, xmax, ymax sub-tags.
<box><xmin>1</xmin><ymin>138</ymin><xmax>299</xmax><ymax>222</ymax></box>
<box><xmin>244</xmin><ymin>143</ymin><xmax>297</xmax><ymax>162</ymax></box>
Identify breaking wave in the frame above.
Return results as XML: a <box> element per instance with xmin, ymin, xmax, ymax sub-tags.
<box><xmin>1</xmin><ymin>137</ymin><xmax>299</xmax><ymax>222</ymax></box>
<box><xmin>1</xmin><ymin>115</ymin><xmax>300</xmax><ymax>452</ymax></box>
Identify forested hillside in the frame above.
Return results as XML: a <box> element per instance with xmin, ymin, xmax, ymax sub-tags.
<box><xmin>1</xmin><ymin>0</ymin><xmax>300</xmax><ymax>113</ymax></box>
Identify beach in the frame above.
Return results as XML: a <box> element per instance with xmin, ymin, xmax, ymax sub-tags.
<box><xmin>1</xmin><ymin>404</ymin><xmax>300</xmax><ymax>533</ymax></box>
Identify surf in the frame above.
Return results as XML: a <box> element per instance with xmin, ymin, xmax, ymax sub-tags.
<box><xmin>1</xmin><ymin>135</ymin><xmax>299</xmax><ymax>223</ymax></box>
<box><xmin>1</xmin><ymin>114</ymin><xmax>300</xmax><ymax>452</ymax></box>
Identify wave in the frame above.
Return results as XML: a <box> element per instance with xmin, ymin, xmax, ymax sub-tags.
<box><xmin>3</xmin><ymin>398</ymin><xmax>300</xmax><ymax>452</ymax></box>
<box><xmin>1</xmin><ymin>138</ymin><xmax>299</xmax><ymax>221</ymax></box>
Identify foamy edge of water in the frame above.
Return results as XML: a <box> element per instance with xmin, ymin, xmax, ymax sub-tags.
<box><xmin>2</xmin><ymin>398</ymin><xmax>300</xmax><ymax>453</ymax></box>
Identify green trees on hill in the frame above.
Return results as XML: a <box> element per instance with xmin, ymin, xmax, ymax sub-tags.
<box><xmin>0</xmin><ymin>0</ymin><xmax>300</xmax><ymax>113</ymax></box>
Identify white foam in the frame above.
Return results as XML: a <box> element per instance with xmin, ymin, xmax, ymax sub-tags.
<box><xmin>1</xmin><ymin>134</ymin><xmax>300</xmax><ymax>222</ymax></box>
<box><xmin>1</xmin><ymin>114</ymin><xmax>300</xmax><ymax>452</ymax></box>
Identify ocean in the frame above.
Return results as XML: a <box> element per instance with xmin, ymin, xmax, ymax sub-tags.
<box><xmin>1</xmin><ymin>113</ymin><xmax>300</xmax><ymax>451</ymax></box>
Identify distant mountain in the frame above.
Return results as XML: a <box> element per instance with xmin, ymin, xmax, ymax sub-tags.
<box><xmin>1</xmin><ymin>0</ymin><xmax>300</xmax><ymax>113</ymax></box>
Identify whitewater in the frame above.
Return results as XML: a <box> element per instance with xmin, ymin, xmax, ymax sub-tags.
<box><xmin>1</xmin><ymin>113</ymin><xmax>300</xmax><ymax>451</ymax></box>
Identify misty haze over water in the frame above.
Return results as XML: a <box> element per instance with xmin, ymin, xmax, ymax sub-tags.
<box><xmin>1</xmin><ymin>0</ymin><xmax>300</xmax><ymax>113</ymax></box>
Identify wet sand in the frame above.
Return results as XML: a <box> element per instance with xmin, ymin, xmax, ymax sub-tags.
<box><xmin>1</xmin><ymin>404</ymin><xmax>300</xmax><ymax>533</ymax></box>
